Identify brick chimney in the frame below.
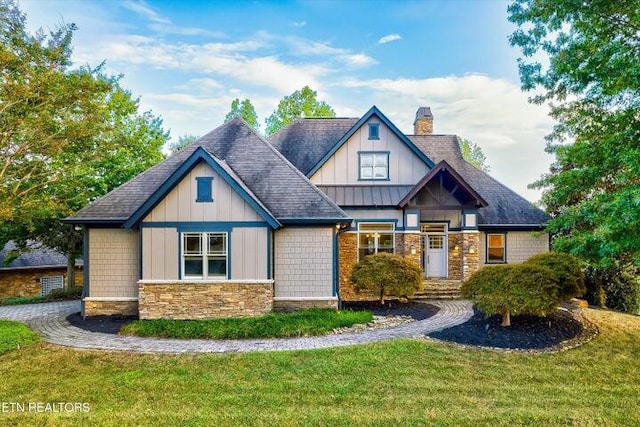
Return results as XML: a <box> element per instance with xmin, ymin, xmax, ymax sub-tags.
<box><xmin>413</xmin><ymin>107</ymin><xmax>433</xmax><ymax>135</ymax></box>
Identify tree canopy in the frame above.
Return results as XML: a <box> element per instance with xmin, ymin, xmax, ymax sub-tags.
<box><xmin>224</xmin><ymin>98</ymin><xmax>259</xmax><ymax>130</ymax></box>
<box><xmin>264</xmin><ymin>86</ymin><xmax>335</xmax><ymax>136</ymax></box>
<box><xmin>457</xmin><ymin>137</ymin><xmax>490</xmax><ymax>172</ymax></box>
<box><xmin>0</xmin><ymin>0</ymin><xmax>168</xmax><ymax>283</ymax></box>
<box><xmin>508</xmin><ymin>0</ymin><xmax>640</xmax><ymax>268</ymax></box>
<box><xmin>168</xmin><ymin>134</ymin><xmax>199</xmax><ymax>154</ymax></box>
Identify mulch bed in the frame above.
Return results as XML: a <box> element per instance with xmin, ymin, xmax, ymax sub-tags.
<box><xmin>67</xmin><ymin>313</ymin><xmax>136</xmax><ymax>334</ymax></box>
<box><xmin>342</xmin><ymin>301</ymin><xmax>440</xmax><ymax>320</ymax></box>
<box><xmin>427</xmin><ymin>307</ymin><xmax>591</xmax><ymax>351</ymax></box>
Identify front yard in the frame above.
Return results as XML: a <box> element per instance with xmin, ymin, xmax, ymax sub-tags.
<box><xmin>0</xmin><ymin>308</ymin><xmax>639</xmax><ymax>426</ymax></box>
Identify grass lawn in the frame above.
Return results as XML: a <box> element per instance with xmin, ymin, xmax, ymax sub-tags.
<box><xmin>120</xmin><ymin>308</ymin><xmax>374</xmax><ymax>339</ymax></box>
<box><xmin>1</xmin><ymin>308</ymin><xmax>639</xmax><ymax>426</ymax></box>
<box><xmin>0</xmin><ymin>320</ymin><xmax>40</xmax><ymax>356</ymax></box>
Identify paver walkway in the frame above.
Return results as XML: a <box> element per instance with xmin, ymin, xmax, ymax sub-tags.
<box><xmin>0</xmin><ymin>300</ymin><xmax>473</xmax><ymax>353</ymax></box>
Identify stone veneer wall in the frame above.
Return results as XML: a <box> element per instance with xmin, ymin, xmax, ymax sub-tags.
<box><xmin>84</xmin><ymin>299</ymin><xmax>138</xmax><ymax>316</ymax></box>
<box><xmin>395</xmin><ymin>233</ymin><xmax>422</xmax><ymax>267</ymax></box>
<box><xmin>462</xmin><ymin>232</ymin><xmax>480</xmax><ymax>280</ymax></box>
<box><xmin>138</xmin><ymin>280</ymin><xmax>274</xmax><ymax>320</ymax></box>
<box><xmin>0</xmin><ymin>267</ymin><xmax>83</xmax><ymax>298</ymax></box>
<box><xmin>338</xmin><ymin>232</ymin><xmax>378</xmax><ymax>301</ymax></box>
<box><xmin>447</xmin><ymin>234</ymin><xmax>463</xmax><ymax>280</ymax></box>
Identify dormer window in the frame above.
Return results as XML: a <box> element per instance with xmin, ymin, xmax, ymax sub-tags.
<box><xmin>368</xmin><ymin>123</ymin><xmax>380</xmax><ymax>140</ymax></box>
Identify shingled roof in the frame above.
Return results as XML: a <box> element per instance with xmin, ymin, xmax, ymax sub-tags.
<box><xmin>67</xmin><ymin>119</ymin><xmax>349</xmax><ymax>226</ymax></box>
<box><xmin>268</xmin><ymin>118</ymin><xmax>358</xmax><ymax>175</ymax></box>
<box><xmin>0</xmin><ymin>241</ymin><xmax>81</xmax><ymax>270</ymax></box>
<box><xmin>409</xmin><ymin>134</ymin><xmax>549</xmax><ymax>227</ymax></box>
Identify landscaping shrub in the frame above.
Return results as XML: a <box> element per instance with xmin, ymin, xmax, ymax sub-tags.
<box><xmin>584</xmin><ymin>265</ymin><xmax>640</xmax><ymax>314</ymax></box>
<box><xmin>350</xmin><ymin>253</ymin><xmax>422</xmax><ymax>303</ymax></box>
<box><xmin>525</xmin><ymin>252</ymin><xmax>586</xmax><ymax>300</ymax></box>
<box><xmin>462</xmin><ymin>264</ymin><xmax>559</xmax><ymax>326</ymax></box>
<box><xmin>47</xmin><ymin>285</ymin><xmax>83</xmax><ymax>300</ymax></box>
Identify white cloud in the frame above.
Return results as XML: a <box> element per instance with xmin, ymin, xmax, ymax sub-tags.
<box><xmin>122</xmin><ymin>0</ymin><xmax>170</xmax><ymax>24</ymax></box>
<box><xmin>378</xmin><ymin>34</ymin><xmax>402</xmax><ymax>44</ymax></box>
<box><xmin>340</xmin><ymin>53</ymin><xmax>377</xmax><ymax>67</ymax></box>
<box><xmin>292</xmin><ymin>21</ymin><xmax>306</xmax><ymax>27</ymax></box>
<box><xmin>337</xmin><ymin>74</ymin><xmax>554</xmax><ymax>202</ymax></box>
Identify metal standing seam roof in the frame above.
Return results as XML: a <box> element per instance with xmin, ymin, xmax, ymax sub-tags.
<box><xmin>66</xmin><ymin>119</ymin><xmax>349</xmax><ymax>225</ymax></box>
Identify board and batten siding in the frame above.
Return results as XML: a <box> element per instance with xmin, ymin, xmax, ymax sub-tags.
<box><xmin>274</xmin><ymin>227</ymin><xmax>334</xmax><ymax>298</ymax></box>
<box><xmin>144</xmin><ymin>162</ymin><xmax>262</xmax><ymax>223</ymax></box>
<box><xmin>141</xmin><ymin>161</ymin><xmax>268</xmax><ymax>281</ymax></box>
<box><xmin>88</xmin><ymin>228</ymin><xmax>139</xmax><ymax>297</ymax></box>
<box><xmin>478</xmin><ymin>231</ymin><xmax>549</xmax><ymax>267</ymax></box>
<box><xmin>310</xmin><ymin>117</ymin><xmax>429</xmax><ymax>185</ymax></box>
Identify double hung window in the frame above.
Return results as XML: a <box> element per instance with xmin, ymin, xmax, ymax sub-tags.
<box><xmin>182</xmin><ymin>232</ymin><xmax>228</xmax><ymax>279</ymax></box>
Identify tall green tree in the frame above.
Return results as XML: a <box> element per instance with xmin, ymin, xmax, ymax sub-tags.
<box><xmin>265</xmin><ymin>86</ymin><xmax>335</xmax><ymax>136</ymax></box>
<box><xmin>508</xmin><ymin>0</ymin><xmax>640</xmax><ymax>269</ymax></box>
<box><xmin>224</xmin><ymin>98</ymin><xmax>259</xmax><ymax>130</ymax></box>
<box><xmin>0</xmin><ymin>0</ymin><xmax>168</xmax><ymax>286</ymax></box>
<box><xmin>457</xmin><ymin>137</ymin><xmax>490</xmax><ymax>172</ymax></box>
<box><xmin>168</xmin><ymin>134</ymin><xmax>199</xmax><ymax>154</ymax></box>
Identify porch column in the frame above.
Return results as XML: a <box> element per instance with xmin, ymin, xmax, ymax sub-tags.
<box><xmin>461</xmin><ymin>231</ymin><xmax>480</xmax><ymax>280</ymax></box>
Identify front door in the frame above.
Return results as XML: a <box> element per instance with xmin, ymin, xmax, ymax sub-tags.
<box><xmin>424</xmin><ymin>234</ymin><xmax>447</xmax><ymax>278</ymax></box>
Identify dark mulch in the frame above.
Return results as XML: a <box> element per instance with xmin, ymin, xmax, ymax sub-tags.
<box><xmin>67</xmin><ymin>313</ymin><xmax>137</xmax><ymax>334</ymax></box>
<box><xmin>343</xmin><ymin>301</ymin><xmax>439</xmax><ymax>320</ymax></box>
<box><xmin>428</xmin><ymin>308</ymin><xmax>584</xmax><ymax>350</ymax></box>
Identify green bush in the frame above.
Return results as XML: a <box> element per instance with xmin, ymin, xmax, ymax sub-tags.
<box><xmin>525</xmin><ymin>252</ymin><xmax>585</xmax><ymax>300</ymax></box>
<box><xmin>585</xmin><ymin>264</ymin><xmax>640</xmax><ymax>314</ymax></box>
<box><xmin>462</xmin><ymin>264</ymin><xmax>559</xmax><ymax>326</ymax></box>
<box><xmin>47</xmin><ymin>285</ymin><xmax>83</xmax><ymax>300</ymax></box>
<box><xmin>350</xmin><ymin>253</ymin><xmax>422</xmax><ymax>303</ymax></box>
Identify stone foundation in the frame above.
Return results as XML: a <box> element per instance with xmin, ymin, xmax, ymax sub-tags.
<box><xmin>83</xmin><ymin>299</ymin><xmax>138</xmax><ymax>316</ymax></box>
<box><xmin>0</xmin><ymin>267</ymin><xmax>83</xmax><ymax>298</ymax></box>
<box><xmin>273</xmin><ymin>298</ymin><xmax>338</xmax><ymax>312</ymax></box>
<box><xmin>138</xmin><ymin>280</ymin><xmax>274</xmax><ymax>319</ymax></box>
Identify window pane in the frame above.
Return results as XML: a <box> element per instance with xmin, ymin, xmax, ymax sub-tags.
<box><xmin>374</xmin><ymin>166</ymin><xmax>388</xmax><ymax>179</ymax></box>
<box><xmin>360</xmin><ymin>166</ymin><xmax>373</xmax><ymax>179</ymax></box>
<box><xmin>374</xmin><ymin>155</ymin><xmax>387</xmax><ymax>167</ymax></box>
<box><xmin>360</xmin><ymin>154</ymin><xmax>373</xmax><ymax>166</ymax></box>
<box><xmin>207</xmin><ymin>258</ymin><xmax>226</xmax><ymax>277</ymax></box>
<box><xmin>359</xmin><ymin>223</ymin><xmax>394</xmax><ymax>232</ymax></box>
<box><xmin>184</xmin><ymin>234</ymin><xmax>202</xmax><ymax>255</ymax></box>
<box><xmin>184</xmin><ymin>257</ymin><xmax>203</xmax><ymax>276</ymax></box>
<box><xmin>208</xmin><ymin>233</ymin><xmax>226</xmax><ymax>255</ymax></box>
<box><xmin>378</xmin><ymin>233</ymin><xmax>394</xmax><ymax>249</ymax></box>
<box><xmin>487</xmin><ymin>234</ymin><xmax>505</xmax><ymax>262</ymax></box>
<box><xmin>488</xmin><ymin>248</ymin><xmax>505</xmax><ymax>261</ymax></box>
<box><xmin>488</xmin><ymin>234</ymin><xmax>504</xmax><ymax>248</ymax></box>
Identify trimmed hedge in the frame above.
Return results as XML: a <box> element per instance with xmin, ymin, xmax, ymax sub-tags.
<box><xmin>525</xmin><ymin>252</ymin><xmax>585</xmax><ymax>300</ymax></box>
<box><xmin>350</xmin><ymin>253</ymin><xmax>422</xmax><ymax>303</ymax></box>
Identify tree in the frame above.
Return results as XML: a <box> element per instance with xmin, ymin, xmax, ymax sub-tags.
<box><xmin>168</xmin><ymin>134</ymin><xmax>198</xmax><ymax>154</ymax></box>
<box><xmin>350</xmin><ymin>253</ymin><xmax>422</xmax><ymax>304</ymax></box>
<box><xmin>0</xmin><ymin>0</ymin><xmax>168</xmax><ymax>287</ymax></box>
<box><xmin>457</xmin><ymin>137</ymin><xmax>490</xmax><ymax>172</ymax></box>
<box><xmin>224</xmin><ymin>98</ymin><xmax>259</xmax><ymax>130</ymax></box>
<box><xmin>265</xmin><ymin>86</ymin><xmax>335</xmax><ymax>136</ymax></box>
<box><xmin>508</xmin><ymin>1</ymin><xmax>640</xmax><ymax>270</ymax></box>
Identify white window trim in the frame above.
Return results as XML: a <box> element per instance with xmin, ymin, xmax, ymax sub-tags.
<box><xmin>359</xmin><ymin>152</ymin><xmax>390</xmax><ymax>181</ymax></box>
<box><xmin>181</xmin><ymin>232</ymin><xmax>229</xmax><ymax>279</ymax></box>
<box><xmin>357</xmin><ymin>222</ymin><xmax>395</xmax><ymax>261</ymax></box>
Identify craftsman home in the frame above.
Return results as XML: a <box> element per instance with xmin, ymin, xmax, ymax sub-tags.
<box><xmin>65</xmin><ymin>106</ymin><xmax>548</xmax><ymax>319</ymax></box>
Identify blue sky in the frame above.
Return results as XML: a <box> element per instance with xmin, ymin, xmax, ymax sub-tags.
<box><xmin>19</xmin><ymin>0</ymin><xmax>553</xmax><ymax>202</ymax></box>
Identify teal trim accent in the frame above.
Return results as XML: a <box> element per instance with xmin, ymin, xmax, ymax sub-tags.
<box><xmin>195</xmin><ymin>176</ymin><xmax>213</xmax><ymax>203</ymax></box>
<box><xmin>141</xmin><ymin>221</ymin><xmax>269</xmax><ymax>230</ymax></box>
<box><xmin>177</xmin><ymin>230</ymin><xmax>182</xmax><ymax>278</ymax></box>
<box><xmin>82</xmin><ymin>229</ymin><xmax>89</xmax><ymax>315</ymax></box>
<box><xmin>351</xmin><ymin>218</ymin><xmax>398</xmax><ymax>231</ymax></box>
<box><xmin>280</xmin><ymin>218</ymin><xmax>351</xmax><ymax>225</ymax></box>
<box><xmin>332</xmin><ymin>228</ymin><xmax>338</xmax><ymax>297</ymax></box>
<box><xmin>462</xmin><ymin>209</ymin><xmax>479</xmax><ymax>231</ymax></box>
<box><xmin>404</xmin><ymin>209</ymin><xmax>420</xmax><ymax>231</ymax></box>
<box><xmin>368</xmin><ymin>123</ymin><xmax>380</xmax><ymax>140</ymax></box>
<box><xmin>266</xmin><ymin>228</ymin><xmax>272</xmax><ymax>279</ymax></box>
<box><xmin>358</xmin><ymin>151</ymin><xmax>390</xmax><ymax>181</ymax></box>
<box><xmin>306</xmin><ymin>106</ymin><xmax>435</xmax><ymax>177</ymax></box>
<box><xmin>124</xmin><ymin>147</ymin><xmax>281</xmax><ymax>229</ymax></box>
